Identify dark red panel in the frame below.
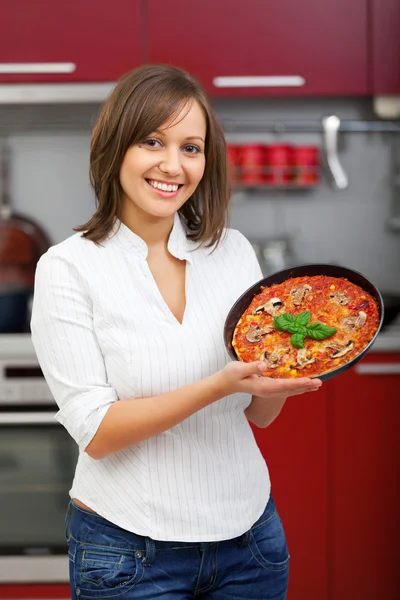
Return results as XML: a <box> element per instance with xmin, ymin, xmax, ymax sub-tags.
<box><xmin>148</xmin><ymin>0</ymin><xmax>368</xmax><ymax>96</ymax></box>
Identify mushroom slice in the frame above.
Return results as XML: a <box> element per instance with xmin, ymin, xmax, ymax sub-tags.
<box><xmin>254</xmin><ymin>297</ymin><xmax>285</xmax><ymax>316</ymax></box>
<box><xmin>296</xmin><ymin>348</ymin><xmax>316</xmax><ymax>369</ymax></box>
<box><xmin>326</xmin><ymin>340</ymin><xmax>354</xmax><ymax>358</ymax></box>
<box><xmin>342</xmin><ymin>311</ymin><xmax>367</xmax><ymax>331</ymax></box>
<box><xmin>245</xmin><ymin>325</ymin><xmax>273</xmax><ymax>343</ymax></box>
<box><xmin>330</xmin><ymin>291</ymin><xmax>349</xmax><ymax>306</ymax></box>
<box><xmin>259</xmin><ymin>348</ymin><xmax>288</xmax><ymax>369</ymax></box>
<box><xmin>291</xmin><ymin>284</ymin><xmax>312</xmax><ymax>306</ymax></box>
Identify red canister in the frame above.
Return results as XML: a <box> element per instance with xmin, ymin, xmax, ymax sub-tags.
<box><xmin>264</xmin><ymin>144</ymin><xmax>292</xmax><ymax>185</ymax></box>
<box><xmin>226</xmin><ymin>144</ymin><xmax>241</xmax><ymax>184</ymax></box>
<box><xmin>291</xmin><ymin>145</ymin><xmax>319</xmax><ymax>184</ymax></box>
<box><xmin>240</xmin><ymin>144</ymin><xmax>265</xmax><ymax>184</ymax></box>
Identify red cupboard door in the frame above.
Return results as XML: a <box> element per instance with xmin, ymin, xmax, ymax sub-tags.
<box><xmin>0</xmin><ymin>0</ymin><xmax>142</xmax><ymax>83</ymax></box>
<box><xmin>329</xmin><ymin>353</ymin><xmax>400</xmax><ymax>600</ymax></box>
<box><xmin>147</xmin><ymin>0</ymin><xmax>368</xmax><ymax>96</ymax></box>
<box><xmin>252</xmin><ymin>385</ymin><xmax>329</xmax><ymax>600</ymax></box>
<box><xmin>371</xmin><ymin>0</ymin><xmax>400</xmax><ymax>93</ymax></box>
<box><xmin>0</xmin><ymin>585</ymin><xmax>70</xmax><ymax>599</ymax></box>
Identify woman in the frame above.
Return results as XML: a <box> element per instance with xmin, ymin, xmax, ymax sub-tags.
<box><xmin>31</xmin><ymin>64</ymin><xmax>322</xmax><ymax>599</ymax></box>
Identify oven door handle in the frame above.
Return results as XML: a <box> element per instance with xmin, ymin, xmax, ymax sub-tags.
<box><xmin>0</xmin><ymin>412</ymin><xmax>57</xmax><ymax>424</ymax></box>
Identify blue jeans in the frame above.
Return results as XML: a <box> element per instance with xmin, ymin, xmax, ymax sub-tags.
<box><xmin>65</xmin><ymin>494</ymin><xmax>289</xmax><ymax>599</ymax></box>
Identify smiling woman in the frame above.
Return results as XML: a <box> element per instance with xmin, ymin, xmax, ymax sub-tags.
<box><xmin>30</xmin><ymin>63</ymin><xmax>320</xmax><ymax>600</ymax></box>
<box><xmin>75</xmin><ymin>64</ymin><xmax>230</xmax><ymax>248</ymax></box>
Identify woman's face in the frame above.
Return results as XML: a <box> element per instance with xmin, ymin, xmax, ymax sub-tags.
<box><xmin>119</xmin><ymin>100</ymin><xmax>206</xmax><ymax>227</ymax></box>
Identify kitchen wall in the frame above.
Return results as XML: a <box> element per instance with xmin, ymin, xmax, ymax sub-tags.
<box><xmin>1</xmin><ymin>97</ymin><xmax>400</xmax><ymax>293</ymax></box>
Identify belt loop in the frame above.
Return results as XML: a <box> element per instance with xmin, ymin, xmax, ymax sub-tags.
<box><xmin>144</xmin><ymin>536</ymin><xmax>156</xmax><ymax>567</ymax></box>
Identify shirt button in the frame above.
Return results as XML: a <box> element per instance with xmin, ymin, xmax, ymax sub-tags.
<box><xmin>135</xmin><ymin>550</ymin><xmax>143</xmax><ymax>559</ymax></box>
<box><xmin>76</xmin><ymin>589</ymin><xmax>81</xmax><ymax>596</ymax></box>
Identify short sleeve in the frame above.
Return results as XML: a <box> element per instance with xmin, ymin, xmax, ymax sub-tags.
<box><xmin>30</xmin><ymin>249</ymin><xmax>118</xmax><ymax>451</ymax></box>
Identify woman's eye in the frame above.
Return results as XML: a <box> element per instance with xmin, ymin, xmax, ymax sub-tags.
<box><xmin>183</xmin><ymin>144</ymin><xmax>201</xmax><ymax>154</ymax></box>
<box><xmin>144</xmin><ymin>138</ymin><xmax>161</xmax><ymax>148</ymax></box>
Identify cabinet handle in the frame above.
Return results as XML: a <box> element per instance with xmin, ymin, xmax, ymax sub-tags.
<box><xmin>355</xmin><ymin>363</ymin><xmax>400</xmax><ymax>375</ymax></box>
<box><xmin>212</xmin><ymin>75</ymin><xmax>305</xmax><ymax>88</ymax></box>
<box><xmin>0</xmin><ymin>63</ymin><xmax>76</xmax><ymax>74</ymax></box>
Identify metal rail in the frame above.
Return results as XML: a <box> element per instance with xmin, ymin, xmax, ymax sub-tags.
<box><xmin>221</xmin><ymin>119</ymin><xmax>400</xmax><ymax>134</ymax></box>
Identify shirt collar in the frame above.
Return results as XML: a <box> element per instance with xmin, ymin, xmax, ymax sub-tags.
<box><xmin>107</xmin><ymin>212</ymin><xmax>196</xmax><ymax>263</ymax></box>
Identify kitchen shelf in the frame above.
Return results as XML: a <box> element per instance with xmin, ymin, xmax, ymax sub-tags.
<box><xmin>231</xmin><ymin>165</ymin><xmax>320</xmax><ymax>191</ymax></box>
<box><xmin>233</xmin><ymin>182</ymin><xmax>319</xmax><ymax>192</ymax></box>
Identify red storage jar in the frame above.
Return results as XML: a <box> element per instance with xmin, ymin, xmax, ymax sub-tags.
<box><xmin>240</xmin><ymin>144</ymin><xmax>265</xmax><ymax>184</ymax></box>
<box><xmin>264</xmin><ymin>144</ymin><xmax>292</xmax><ymax>185</ymax></box>
<box><xmin>291</xmin><ymin>145</ymin><xmax>320</xmax><ymax>184</ymax></box>
<box><xmin>226</xmin><ymin>144</ymin><xmax>241</xmax><ymax>183</ymax></box>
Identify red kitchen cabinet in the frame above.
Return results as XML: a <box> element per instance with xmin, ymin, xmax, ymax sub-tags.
<box><xmin>0</xmin><ymin>585</ymin><xmax>70</xmax><ymax>599</ymax></box>
<box><xmin>371</xmin><ymin>0</ymin><xmax>400</xmax><ymax>93</ymax></box>
<box><xmin>328</xmin><ymin>353</ymin><xmax>400</xmax><ymax>600</ymax></box>
<box><xmin>0</xmin><ymin>1</ymin><xmax>142</xmax><ymax>83</ymax></box>
<box><xmin>252</xmin><ymin>385</ymin><xmax>330</xmax><ymax>600</ymax></box>
<box><xmin>147</xmin><ymin>0</ymin><xmax>368</xmax><ymax>96</ymax></box>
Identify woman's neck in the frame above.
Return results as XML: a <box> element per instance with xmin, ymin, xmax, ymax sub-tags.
<box><xmin>121</xmin><ymin>206</ymin><xmax>175</xmax><ymax>252</ymax></box>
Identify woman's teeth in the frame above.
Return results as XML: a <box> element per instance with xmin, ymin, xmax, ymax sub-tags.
<box><xmin>148</xmin><ymin>180</ymin><xmax>180</xmax><ymax>192</ymax></box>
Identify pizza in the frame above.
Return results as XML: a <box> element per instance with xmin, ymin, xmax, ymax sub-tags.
<box><xmin>232</xmin><ymin>275</ymin><xmax>380</xmax><ymax>378</ymax></box>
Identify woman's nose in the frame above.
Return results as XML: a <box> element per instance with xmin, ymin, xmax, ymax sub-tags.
<box><xmin>158</xmin><ymin>148</ymin><xmax>182</xmax><ymax>175</ymax></box>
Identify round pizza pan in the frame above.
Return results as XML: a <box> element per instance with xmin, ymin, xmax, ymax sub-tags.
<box><xmin>224</xmin><ymin>263</ymin><xmax>385</xmax><ymax>382</ymax></box>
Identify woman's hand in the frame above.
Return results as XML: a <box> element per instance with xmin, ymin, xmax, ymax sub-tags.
<box><xmin>219</xmin><ymin>360</ymin><xmax>322</xmax><ymax>400</ymax></box>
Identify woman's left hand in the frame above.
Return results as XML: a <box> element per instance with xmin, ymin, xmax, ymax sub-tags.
<box><xmin>220</xmin><ymin>360</ymin><xmax>322</xmax><ymax>400</ymax></box>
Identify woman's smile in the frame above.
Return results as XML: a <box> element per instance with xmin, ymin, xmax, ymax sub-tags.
<box><xmin>145</xmin><ymin>178</ymin><xmax>184</xmax><ymax>198</ymax></box>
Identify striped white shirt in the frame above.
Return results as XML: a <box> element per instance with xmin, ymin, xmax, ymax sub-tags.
<box><xmin>31</xmin><ymin>213</ymin><xmax>270</xmax><ymax>542</ymax></box>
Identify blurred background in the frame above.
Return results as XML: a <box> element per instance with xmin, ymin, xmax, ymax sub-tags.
<box><xmin>0</xmin><ymin>1</ymin><xmax>399</xmax><ymax>599</ymax></box>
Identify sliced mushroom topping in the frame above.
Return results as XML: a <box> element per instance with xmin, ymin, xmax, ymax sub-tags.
<box><xmin>291</xmin><ymin>284</ymin><xmax>312</xmax><ymax>306</ymax></box>
<box><xmin>296</xmin><ymin>348</ymin><xmax>316</xmax><ymax>369</ymax></box>
<box><xmin>326</xmin><ymin>340</ymin><xmax>354</xmax><ymax>358</ymax></box>
<box><xmin>259</xmin><ymin>348</ymin><xmax>288</xmax><ymax>369</ymax></box>
<box><xmin>342</xmin><ymin>311</ymin><xmax>367</xmax><ymax>331</ymax></box>
<box><xmin>254</xmin><ymin>297</ymin><xmax>285</xmax><ymax>316</ymax></box>
<box><xmin>245</xmin><ymin>325</ymin><xmax>274</xmax><ymax>343</ymax></box>
<box><xmin>329</xmin><ymin>291</ymin><xmax>349</xmax><ymax>306</ymax></box>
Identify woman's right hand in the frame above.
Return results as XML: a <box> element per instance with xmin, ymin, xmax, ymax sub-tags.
<box><xmin>219</xmin><ymin>360</ymin><xmax>322</xmax><ymax>400</ymax></box>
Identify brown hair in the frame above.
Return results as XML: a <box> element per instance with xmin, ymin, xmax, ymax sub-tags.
<box><xmin>75</xmin><ymin>64</ymin><xmax>231</xmax><ymax>248</ymax></box>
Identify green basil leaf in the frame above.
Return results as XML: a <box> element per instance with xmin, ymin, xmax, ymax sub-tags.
<box><xmin>297</xmin><ymin>311</ymin><xmax>311</xmax><ymax>327</ymax></box>
<box><xmin>293</xmin><ymin>324</ymin><xmax>307</xmax><ymax>335</ymax></box>
<box><xmin>306</xmin><ymin>323</ymin><xmax>338</xmax><ymax>340</ymax></box>
<box><xmin>291</xmin><ymin>332</ymin><xmax>306</xmax><ymax>348</ymax></box>
<box><xmin>274</xmin><ymin>314</ymin><xmax>297</xmax><ymax>332</ymax></box>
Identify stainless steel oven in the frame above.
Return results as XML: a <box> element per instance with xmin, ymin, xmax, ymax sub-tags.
<box><xmin>0</xmin><ymin>334</ymin><xmax>78</xmax><ymax>583</ymax></box>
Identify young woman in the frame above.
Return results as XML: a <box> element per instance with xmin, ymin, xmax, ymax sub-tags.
<box><xmin>31</xmin><ymin>64</ymin><xmax>322</xmax><ymax>600</ymax></box>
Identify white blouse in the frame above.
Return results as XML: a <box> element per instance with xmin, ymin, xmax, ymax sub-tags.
<box><xmin>31</xmin><ymin>213</ymin><xmax>270</xmax><ymax>542</ymax></box>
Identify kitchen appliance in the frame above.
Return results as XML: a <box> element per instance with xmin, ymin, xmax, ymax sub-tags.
<box><xmin>380</xmin><ymin>292</ymin><xmax>400</xmax><ymax>330</ymax></box>
<box><xmin>0</xmin><ymin>334</ymin><xmax>77</xmax><ymax>583</ymax></box>
<box><xmin>0</xmin><ymin>144</ymin><xmax>51</xmax><ymax>333</ymax></box>
<box><xmin>224</xmin><ymin>264</ymin><xmax>384</xmax><ymax>382</ymax></box>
